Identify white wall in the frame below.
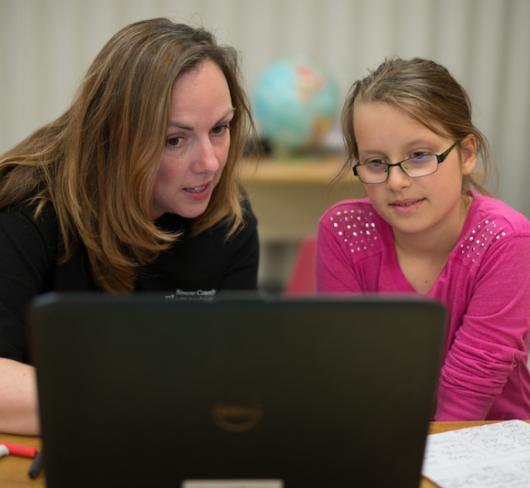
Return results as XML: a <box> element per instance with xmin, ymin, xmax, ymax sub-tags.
<box><xmin>1</xmin><ymin>0</ymin><xmax>529</xmax><ymax>214</ymax></box>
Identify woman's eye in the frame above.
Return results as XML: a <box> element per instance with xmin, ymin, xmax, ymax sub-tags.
<box><xmin>212</xmin><ymin>124</ymin><xmax>229</xmax><ymax>136</ymax></box>
<box><xmin>166</xmin><ymin>136</ymin><xmax>182</xmax><ymax>147</ymax></box>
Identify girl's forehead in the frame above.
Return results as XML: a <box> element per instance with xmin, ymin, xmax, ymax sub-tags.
<box><xmin>353</xmin><ymin>101</ymin><xmax>450</xmax><ymax>140</ymax></box>
<box><xmin>353</xmin><ymin>102</ymin><xmax>425</xmax><ymax>133</ymax></box>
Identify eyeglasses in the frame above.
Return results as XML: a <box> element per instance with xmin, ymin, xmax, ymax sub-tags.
<box><xmin>352</xmin><ymin>142</ymin><xmax>458</xmax><ymax>184</ymax></box>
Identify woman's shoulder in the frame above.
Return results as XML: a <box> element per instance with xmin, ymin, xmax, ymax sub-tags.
<box><xmin>239</xmin><ymin>192</ymin><xmax>257</xmax><ymax>226</ymax></box>
<box><xmin>0</xmin><ymin>201</ymin><xmax>60</xmax><ymax>285</ymax></box>
<box><xmin>207</xmin><ymin>193</ymin><xmax>258</xmax><ymax>237</ymax></box>
<box><xmin>0</xmin><ymin>200</ymin><xmax>58</xmax><ymax>238</ymax></box>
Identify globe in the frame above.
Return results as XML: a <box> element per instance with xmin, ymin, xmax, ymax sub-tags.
<box><xmin>251</xmin><ymin>60</ymin><xmax>339</xmax><ymax>152</ymax></box>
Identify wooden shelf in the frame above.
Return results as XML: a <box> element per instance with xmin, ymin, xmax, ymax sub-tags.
<box><xmin>240</xmin><ymin>157</ymin><xmax>364</xmax><ymax>242</ymax></box>
<box><xmin>241</xmin><ymin>156</ymin><xmax>349</xmax><ymax>183</ymax></box>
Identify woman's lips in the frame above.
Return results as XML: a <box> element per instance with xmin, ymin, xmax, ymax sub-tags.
<box><xmin>183</xmin><ymin>182</ymin><xmax>211</xmax><ymax>200</ymax></box>
<box><xmin>184</xmin><ymin>184</ymin><xmax>208</xmax><ymax>194</ymax></box>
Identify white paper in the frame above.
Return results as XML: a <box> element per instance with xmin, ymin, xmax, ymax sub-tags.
<box><xmin>422</xmin><ymin>420</ymin><xmax>530</xmax><ymax>488</ymax></box>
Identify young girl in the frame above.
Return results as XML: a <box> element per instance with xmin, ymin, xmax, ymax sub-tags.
<box><xmin>0</xmin><ymin>18</ymin><xmax>259</xmax><ymax>434</ymax></box>
<box><xmin>317</xmin><ymin>58</ymin><xmax>530</xmax><ymax>421</ymax></box>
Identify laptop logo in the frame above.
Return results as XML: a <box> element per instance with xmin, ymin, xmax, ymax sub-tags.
<box><xmin>183</xmin><ymin>481</ymin><xmax>282</xmax><ymax>488</ymax></box>
<box><xmin>211</xmin><ymin>402</ymin><xmax>263</xmax><ymax>432</ymax></box>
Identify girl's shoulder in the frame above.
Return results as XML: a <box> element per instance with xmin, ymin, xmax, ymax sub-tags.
<box><xmin>455</xmin><ymin>192</ymin><xmax>530</xmax><ymax>265</ymax></box>
<box><xmin>319</xmin><ymin>198</ymin><xmax>389</xmax><ymax>256</ymax></box>
<box><xmin>320</xmin><ymin>197</ymin><xmax>377</xmax><ymax>225</ymax></box>
<box><xmin>467</xmin><ymin>192</ymin><xmax>530</xmax><ymax>238</ymax></box>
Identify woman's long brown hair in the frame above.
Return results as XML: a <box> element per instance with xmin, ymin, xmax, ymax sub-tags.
<box><xmin>0</xmin><ymin>18</ymin><xmax>255</xmax><ymax>292</ymax></box>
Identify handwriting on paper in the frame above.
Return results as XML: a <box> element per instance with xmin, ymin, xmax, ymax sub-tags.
<box><xmin>422</xmin><ymin>420</ymin><xmax>530</xmax><ymax>488</ymax></box>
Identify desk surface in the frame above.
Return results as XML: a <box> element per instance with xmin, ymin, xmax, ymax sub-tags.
<box><xmin>0</xmin><ymin>433</ymin><xmax>41</xmax><ymax>487</ymax></box>
<box><xmin>0</xmin><ymin>421</ymin><xmax>527</xmax><ymax>487</ymax></box>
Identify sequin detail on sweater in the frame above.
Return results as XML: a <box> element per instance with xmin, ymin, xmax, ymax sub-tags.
<box><xmin>329</xmin><ymin>208</ymin><xmax>379</xmax><ymax>253</ymax></box>
<box><xmin>458</xmin><ymin>219</ymin><xmax>508</xmax><ymax>263</ymax></box>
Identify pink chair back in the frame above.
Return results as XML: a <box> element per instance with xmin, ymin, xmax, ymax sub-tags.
<box><xmin>285</xmin><ymin>235</ymin><xmax>317</xmax><ymax>295</ymax></box>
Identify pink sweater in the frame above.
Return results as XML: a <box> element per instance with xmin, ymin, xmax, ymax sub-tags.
<box><xmin>317</xmin><ymin>191</ymin><xmax>530</xmax><ymax>420</ymax></box>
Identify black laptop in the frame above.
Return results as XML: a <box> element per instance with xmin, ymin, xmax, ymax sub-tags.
<box><xmin>29</xmin><ymin>293</ymin><xmax>445</xmax><ymax>488</ymax></box>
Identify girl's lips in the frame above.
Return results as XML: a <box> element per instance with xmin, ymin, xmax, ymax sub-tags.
<box><xmin>389</xmin><ymin>198</ymin><xmax>425</xmax><ymax>213</ymax></box>
<box><xmin>390</xmin><ymin>198</ymin><xmax>424</xmax><ymax>207</ymax></box>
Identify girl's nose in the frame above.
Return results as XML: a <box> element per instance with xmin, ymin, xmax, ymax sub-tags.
<box><xmin>386</xmin><ymin>164</ymin><xmax>412</xmax><ymax>190</ymax></box>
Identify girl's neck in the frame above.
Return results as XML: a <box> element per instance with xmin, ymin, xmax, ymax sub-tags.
<box><xmin>393</xmin><ymin>193</ymin><xmax>473</xmax><ymax>261</ymax></box>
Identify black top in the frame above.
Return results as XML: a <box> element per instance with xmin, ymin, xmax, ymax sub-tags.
<box><xmin>0</xmin><ymin>199</ymin><xmax>259</xmax><ymax>363</ymax></box>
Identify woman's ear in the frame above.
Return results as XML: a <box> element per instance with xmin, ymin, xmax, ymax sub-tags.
<box><xmin>459</xmin><ymin>134</ymin><xmax>477</xmax><ymax>176</ymax></box>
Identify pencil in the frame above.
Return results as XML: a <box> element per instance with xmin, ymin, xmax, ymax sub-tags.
<box><xmin>28</xmin><ymin>450</ymin><xmax>44</xmax><ymax>480</ymax></box>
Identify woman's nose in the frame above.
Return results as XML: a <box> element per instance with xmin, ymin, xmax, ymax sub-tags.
<box><xmin>193</xmin><ymin>140</ymin><xmax>220</xmax><ymax>173</ymax></box>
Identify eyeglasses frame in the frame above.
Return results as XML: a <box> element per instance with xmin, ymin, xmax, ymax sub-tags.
<box><xmin>352</xmin><ymin>141</ymin><xmax>459</xmax><ymax>184</ymax></box>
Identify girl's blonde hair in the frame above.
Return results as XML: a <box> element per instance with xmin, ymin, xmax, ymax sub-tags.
<box><xmin>0</xmin><ymin>18</ymin><xmax>255</xmax><ymax>292</ymax></box>
<box><xmin>341</xmin><ymin>57</ymin><xmax>489</xmax><ymax>193</ymax></box>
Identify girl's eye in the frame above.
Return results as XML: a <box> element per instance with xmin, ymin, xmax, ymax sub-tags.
<box><xmin>411</xmin><ymin>151</ymin><xmax>430</xmax><ymax>160</ymax></box>
<box><xmin>212</xmin><ymin>124</ymin><xmax>229</xmax><ymax>136</ymax></box>
<box><xmin>366</xmin><ymin>159</ymin><xmax>387</xmax><ymax>167</ymax></box>
<box><xmin>166</xmin><ymin>136</ymin><xmax>183</xmax><ymax>147</ymax></box>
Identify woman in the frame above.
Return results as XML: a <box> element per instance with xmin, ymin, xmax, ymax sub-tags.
<box><xmin>0</xmin><ymin>18</ymin><xmax>259</xmax><ymax>434</ymax></box>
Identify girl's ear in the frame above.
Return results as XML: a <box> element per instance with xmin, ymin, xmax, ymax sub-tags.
<box><xmin>459</xmin><ymin>134</ymin><xmax>477</xmax><ymax>176</ymax></box>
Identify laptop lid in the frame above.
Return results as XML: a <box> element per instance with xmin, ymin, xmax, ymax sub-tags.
<box><xmin>29</xmin><ymin>293</ymin><xmax>445</xmax><ymax>488</ymax></box>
